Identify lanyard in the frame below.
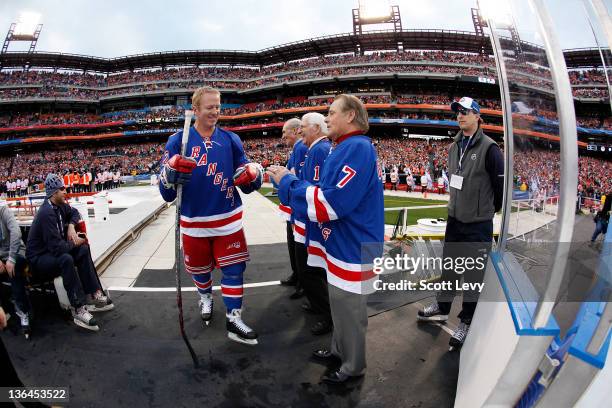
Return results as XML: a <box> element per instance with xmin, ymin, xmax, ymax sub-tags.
<box><xmin>53</xmin><ymin>206</ymin><xmax>65</xmax><ymax>239</ymax></box>
<box><xmin>458</xmin><ymin>135</ymin><xmax>474</xmax><ymax>172</ymax></box>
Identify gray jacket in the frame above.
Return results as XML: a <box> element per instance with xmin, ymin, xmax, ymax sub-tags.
<box><xmin>447</xmin><ymin>127</ymin><xmax>498</xmax><ymax>223</ymax></box>
<box><xmin>0</xmin><ymin>205</ymin><xmax>26</xmax><ymax>263</ymax></box>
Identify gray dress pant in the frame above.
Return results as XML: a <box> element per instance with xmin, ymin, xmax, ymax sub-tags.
<box><xmin>328</xmin><ymin>284</ymin><xmax>368</xmax><ymax>376</ymax></box>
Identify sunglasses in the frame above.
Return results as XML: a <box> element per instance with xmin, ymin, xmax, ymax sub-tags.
<box><xmin>456</xmin><ymin>107</ymin><xmax>474</xmax><ymax>116</ymax></box>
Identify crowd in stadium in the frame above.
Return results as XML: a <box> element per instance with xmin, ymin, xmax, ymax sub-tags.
<box><xmin>0</xmin><ymin>50</ymin><xmax>608</xmax><ymax>101</ymax></box>
<box><xmin>0</xmin><ymin>137</ymin><xmax>609</xmax><ymax>202</ymax></box>
<box><xmin>0</xmin><ymin>142</ymin><xmax>163</xmax><ymax>196</ymax></box>
<box><xmin>2</xmin><ymin>51</ymin><xmax>608</xmax><ymax>87</ymax></box>
<box><xmin>0</xmin><ymin>96</ymin><xmax>610</xmax><ymax>132</ymax></box>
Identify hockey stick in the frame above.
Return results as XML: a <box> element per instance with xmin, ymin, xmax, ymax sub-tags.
<box><xmin>175</xmin><ymin>109</ymin><xmax>199</xmax><ymax>367</ymax></box>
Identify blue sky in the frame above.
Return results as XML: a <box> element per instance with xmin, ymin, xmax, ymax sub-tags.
<box><xmin>0</xmin><ymin>0</ymin><xmax>608</xmax><ymax>58</ymax></box>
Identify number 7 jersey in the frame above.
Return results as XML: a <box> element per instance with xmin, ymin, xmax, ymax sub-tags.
<box><xmin>278</xmin><ymin>134</ymin><xmax>385</xmax><ymax>294</ymax></box>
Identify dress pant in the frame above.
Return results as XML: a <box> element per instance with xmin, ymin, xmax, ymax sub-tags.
<box><xmin>286</xmin><ymin>222</ymin><xmax>298</xmax><ymax>281</ymax></box>
<box><xmin>294</xmin><ymin>242</ymin><xmax>331</xmax><ymax>321</ymax></box>
<box><xmin>329</xmin><ymin>284</ymin><xmax>368</xmax><ymax>376</ymax></box>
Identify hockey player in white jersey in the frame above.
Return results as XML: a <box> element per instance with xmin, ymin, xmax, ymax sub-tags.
<box><xmin>159</xmin><ymin>86</ymin><xmax>263</xmax><ymax>345</ymax></box>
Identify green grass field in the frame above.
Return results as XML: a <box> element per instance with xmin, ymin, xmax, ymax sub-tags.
<box><xmin>258</xmin><ymin>187</ymin><xmax>449</xmax><ymax>225</ymax></box>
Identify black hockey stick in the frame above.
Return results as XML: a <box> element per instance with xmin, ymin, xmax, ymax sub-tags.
<box><xmin>175</xmin><ymin>109</ymin><xmax>199</xmax><ymax>367</ymax></box>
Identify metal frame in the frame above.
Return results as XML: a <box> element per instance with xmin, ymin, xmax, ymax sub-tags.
<box><xmin>487</xmin><ymin>19</ymin><xmax>514</xmax><ymax>252</ymax></box>
<box><xmin>584</xmin><ymin>0</ymin><xmax>612</xmax><ymax>111</ymax></box>
<box><xmin>352</xmin><ymin>5</ymin><xmax>402</xmax><ymax>36</ymax></box>
<box><xmin>528</xmin><ymin>0</ymin><xmax>579</xmax><ymax>329</ymax></box>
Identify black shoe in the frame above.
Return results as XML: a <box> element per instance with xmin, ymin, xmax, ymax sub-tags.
<box><xmin>312</xmin><ymin>348</ymin><xmax>341</xmax><ymax>366</ymax></box>
<box><xmin>301</xmin><ymin>302</ymin><xmax>317</xmax><ymax>314</ymax></box>
<box><xmin>280</xmin><ymin>275</ymin><xmax>297</xmax><ymax>286</ymax></box>
<box><xmin>321</xmin><ymin>370</ymin><xmax>360</xmax><ymax>385</ymax></box>
<box><xmin>311</xmin><ymin>320</ymin><xmax>333</xmax><ymax>335</ymax></box>
<box><xmin>289</xmin><ymin>288</ymin><xmax>304</xmax><ymax>300</ymax></box>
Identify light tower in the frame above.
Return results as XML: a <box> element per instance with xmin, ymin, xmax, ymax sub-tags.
<box><xmin>352</xmin><ymin>0</ymin><xmax>403</xmax><ymax>53</ymax></box>
<box><xmin>1</xmin><ymin>12</ymin><xmax>43</xmax><ymax>69</ymax></box>
<box><xmin>472</xmin><ymin>0</ymin><xmax>523</xmax><ymax>61</ymax></box>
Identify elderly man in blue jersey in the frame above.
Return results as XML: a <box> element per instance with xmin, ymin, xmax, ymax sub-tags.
<box><xmin>268</xmin><ymin>94</ymin><xmax>384</xmax><ymax>385</ymax></box>
<box><xmin>294</xmin><ymin>112</ymin><xmax>334</xmax><ymax>335</ymax></box>
<box><xmin>278</xmin><ymin>118</ymin><xmax>308</xmax><ymax>300</ymax></box>
<box><xmin>159</xmin><ymin>86</ymin><xmax>263</xmax><ymax>345</ymax></box>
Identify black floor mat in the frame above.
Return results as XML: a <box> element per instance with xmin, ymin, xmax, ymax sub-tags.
<box><xmin>3</xmin><ymin>287</ymin><xmax>459</xmax><ymax>408</ymax></box>
<box><xmin>2</xmin><ymin>242</ymin><xmax>458</xmax><ymax>407</ymax></box>
<box><xmin>132</xmin><ymin>241</ymin><xmax>432</xmax><ymax>316</ymax></box>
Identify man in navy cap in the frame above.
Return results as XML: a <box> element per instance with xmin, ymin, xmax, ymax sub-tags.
<box><xmin>26</xmin><ymin>173</ymin><xmax>113</xmax><ymax>331</ymax></box>
<box><xmin>417</xmin><ymin>97</ymin><xmax>504</xmax><ymax>351</ymax></box>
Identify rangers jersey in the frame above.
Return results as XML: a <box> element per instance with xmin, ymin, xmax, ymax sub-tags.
<box><xmin>300</xmin><ymin>137</ymin><xmax>332</xmax><ymax>268</ymax></box>
<box><xmin>159</xmin><ymin>126</ymin><xmax>248</xmax><ymax>237</ymax></box>
<box><xmin>279</xmin><ymin>132</ymin><xmax>384</xmax><ymax>294</ymax></box>
<box><xmin>278</xmin><ymin>138</ymin><xmax>308</xmax><ymax>222</ymax></box>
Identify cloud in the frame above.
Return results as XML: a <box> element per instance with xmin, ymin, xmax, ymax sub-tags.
<box><xmin>198</xmin><ymin>19</ymin><xmax>223</xmax><ymax>32</ymax></box>
<box><xmin>0</xmin><ymin>0</ymin><xmax>599</xmax><ymax>58</ymax></box>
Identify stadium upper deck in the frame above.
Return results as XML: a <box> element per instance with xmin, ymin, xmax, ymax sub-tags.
<box><xmin>0</xmin><ymin>30</ymin><xmax>608</xmax><ymax>71</ymax></box>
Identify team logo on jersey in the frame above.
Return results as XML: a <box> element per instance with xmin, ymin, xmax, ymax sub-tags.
<box><xmin>471</xmin><ymin>153</ymin><xmax>477</xmax><ymax>161</ymax></box>
<box><xmin>162</xmin><ymin>150</ymin><xmax>170</xmax><ymax>164</ymax></box>
<box><xmin>322</xmin><ymin>228</ymin><xmax>332</xmax><ymax>241</ymax></box>
<box><xmin>227</xmin><ymin>241</ymin><xmax>241</xmax><ymax>250</ymax></box>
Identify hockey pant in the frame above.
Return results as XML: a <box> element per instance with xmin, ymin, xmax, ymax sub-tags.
<box><xmin>182</xmin><ymin>231</ymin><xmax>249</xmax><ymax>313</ymax></box>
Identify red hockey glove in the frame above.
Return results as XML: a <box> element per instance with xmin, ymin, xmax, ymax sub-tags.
<box><xmin>161</xmin><ymin>154</ymin><xmax>197</xmax><ymax>189</ymax></box>
<box><xmin>233</xmin><ymin>162</ymin><xmax>263</xmax><ymax>194</ymax></box>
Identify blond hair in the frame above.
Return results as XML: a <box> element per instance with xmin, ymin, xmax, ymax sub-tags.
<box><xmin>192</xmin><ymin>86</ymin><xmax>221</xmax><ymax>108</ymax></box>
<box><xmin>334</xmin><ymin>94</ymin><xmax>369</xmax><ymax>133</ymax></box>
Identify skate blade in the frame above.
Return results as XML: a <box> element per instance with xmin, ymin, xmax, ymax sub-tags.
<box><xmin>417</xmin><ymin>315</ymin><xmax>449</xmax><ymax>322</ymax></box>
<box><xmin>228</xmin><ymin>332</ymin><xmax>258</xmax><ymax>345</ymax></box>
<box><xmin>74</xmin><ymin>319</ymin><xmax>100</xmax><ymax>331</ymax></box>
<box><xmin>87</xmin><ymin>304</ymin><xmax>114</xmax><ymax>313</ymax></box>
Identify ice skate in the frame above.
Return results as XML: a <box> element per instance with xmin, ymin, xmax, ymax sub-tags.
<box><xmin>417</xmin><ymin>302</ymin><xmax>449</xmax><ymax>322</ymax></box>
<box><xmin>226</xmin><ymin>309</ymin><xmax>258</xmax><ymax>345</ymax></box>
<box><xmin>198</xmin><ymin>293</ymin><xmax>213</xmax><ymax>326</ymax></box>
<box><xmin>15</xmin><ymin>307</ymin><xmax>31</xmax><ymax>340</ymax></box>
<box><xmin>72</xmin><ymin>305</ymin><xmax>99</xmax><ymax>331</ymax></box>
<box><xmin>449</xmin><ymin>322</ymin><xmax>470</xmax><ymax>351</ymax></box>
<box><xmin>87</xmin><ymin>290</ymin><xmax>114</xmax><ymax>312</ymax></box>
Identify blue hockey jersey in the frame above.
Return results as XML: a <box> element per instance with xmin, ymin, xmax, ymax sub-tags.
<box><xmin>300</xmin><ymin>137</ymin><xmax>332</xmax><ymax>267</ymax></box>
<box><xmin>278</xmin><ymin>138</ymin><xmax>308</xmax><ymax>222</ymax></box>
<box><xmin>159</xmin><ymin>126</ymin><xmax>248</xmax><ymax>237</ymax></box>
<box><xmin>279</xmin><ymin>133</ymin><xmax>384</xmax><ymax>294</ymax></box>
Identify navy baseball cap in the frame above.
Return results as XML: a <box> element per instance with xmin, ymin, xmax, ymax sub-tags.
<box><xmin>451</xmin><ymin>97</ymin><xmax>481</xmax><ymax>114</ymax></box>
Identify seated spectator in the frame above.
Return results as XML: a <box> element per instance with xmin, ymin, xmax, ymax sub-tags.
<box><xmin>0</xmin><ymin>200</ymin><xmax>31</xmax><ymax>338</ymax></box>
<box><xmin>26</xmin><ymin>174</ymin><xmax>113</xmax><ymax>331</ymax></box>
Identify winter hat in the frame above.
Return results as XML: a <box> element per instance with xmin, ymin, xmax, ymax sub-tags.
<box><xmin>45</xmin><ymin>173</ymin><xmax>65</xmax><ymax>198</ymax></box>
